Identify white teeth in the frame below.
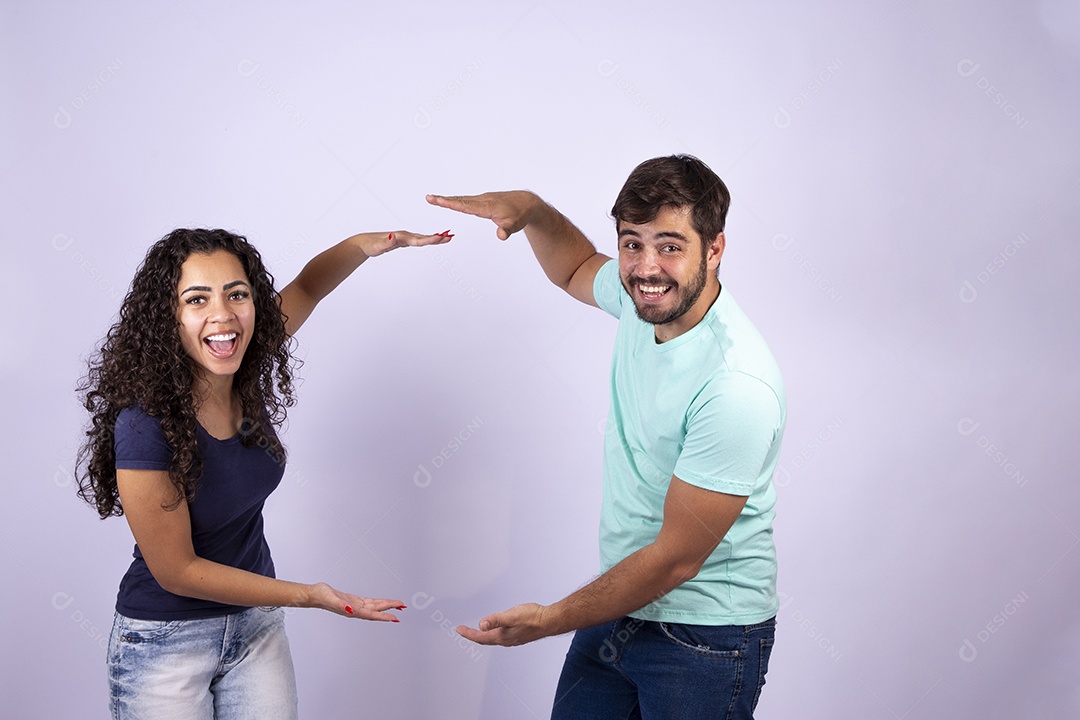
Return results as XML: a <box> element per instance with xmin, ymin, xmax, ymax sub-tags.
<box><xmin>640</xmin><ymin>285</ymin><xmax>669</xmax><ymax>294</ymax></box>
<box><xmin>205</xmin><ymin>333</ymin><xmax>237</xmax><ymax>342</ymax></box>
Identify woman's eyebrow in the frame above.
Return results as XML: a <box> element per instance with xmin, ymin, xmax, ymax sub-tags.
<box><xmin>180</xmin><ymin>280</ymin><xmax>250</xmax><ymax>294</ymax></box>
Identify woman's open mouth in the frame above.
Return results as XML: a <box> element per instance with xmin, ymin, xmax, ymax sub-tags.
<box><xmin>204</xmin><ymin>332</ymin><xmax>239</xmax><ymax>359</ymax></box>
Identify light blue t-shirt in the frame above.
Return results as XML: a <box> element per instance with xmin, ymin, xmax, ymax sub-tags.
<box><xmin>593</xmin><ymin>259</ymin><xmax>785</xmax><ymax>625</ymax></box>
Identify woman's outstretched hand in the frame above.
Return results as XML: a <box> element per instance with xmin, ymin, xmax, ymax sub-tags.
<box><xmin>356</xmin><ymin>230</ymin><xmax>453</xmax><ymax>258</ymax></box>
<box><xmin>309</xmin><ymin>582</ymin><xmax>406</xmax><ymax>622</ymax></box>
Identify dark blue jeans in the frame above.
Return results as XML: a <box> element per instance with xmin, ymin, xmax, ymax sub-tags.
<box><xmin>551</xmin><ymin>616</ymin><xmax>775</xmax><ymax>720</ymax></box>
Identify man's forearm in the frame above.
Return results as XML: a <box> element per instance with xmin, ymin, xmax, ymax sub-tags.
<box><xmin>519</xmin><ymin>194</ymin><xmax>600</xmax><ymax>291</ymax></box>
<box><xmin>458</xmin><ymin>478</ymin><xmax>743</xmax><ymax>647</ymax></box>
<box><xmin>541</xmin><ymin>542</ymin><xmax>701</xmax><ymax>637</ymax></box>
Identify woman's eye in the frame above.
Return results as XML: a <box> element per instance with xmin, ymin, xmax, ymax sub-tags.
<box><xmin>185</xmin><ymin>296</ymin><xmax>205</xmax><ymax>305</ymax></box>
<box><xmin>230</xmin><ymin>291</ymin><xmax>250</xmax><ymax>301</ymax></box>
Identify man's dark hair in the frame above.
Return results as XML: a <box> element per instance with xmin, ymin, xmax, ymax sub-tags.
<box><xmin>611</xmin><ymin>154</ymin><xmax>731</xmax><ymax>247</ymax></box>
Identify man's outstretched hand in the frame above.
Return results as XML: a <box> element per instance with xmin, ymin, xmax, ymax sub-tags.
<box><xmin>456</xmin><ymin>602</ymin><xmax>556</xmax><ymax>646</ymax></box>
<box><xmin>426</xmin><ymin>191</ymin><xmax>540</xmax><ymax>241</ymax></box>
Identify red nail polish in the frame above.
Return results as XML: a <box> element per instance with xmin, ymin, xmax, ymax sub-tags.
<box><xmin>388</xmin><ymin>233</ymin><xmax>394</xmax><ymax>241</ymax></box>
<box><xmin>391</xmin><ymin>617</ymin><xmax>400</xmax><ymax>623</ymax></box>
<box><xmin>397</xmin><ymin>605</ymin><xmax>407</xmax><ymax>610</ymax></box>
<box><xmin>345</xmin><ymin>605</ymin><xmax>353</xmax><ymax>614</ymax></box>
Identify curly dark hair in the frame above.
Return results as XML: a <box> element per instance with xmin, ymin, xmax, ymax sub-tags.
<box><xmin>76</xmin><ymin>228</ymin><xmax>297</xmax><ymax>519</ymax></box>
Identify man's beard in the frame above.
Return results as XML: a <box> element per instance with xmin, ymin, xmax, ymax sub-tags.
<box><xmin>623</xmin><ymin>253</ymin><xmax>708</xmax><ymax>326</ymax></box>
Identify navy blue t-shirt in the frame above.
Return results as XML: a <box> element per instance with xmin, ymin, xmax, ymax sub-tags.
<box><xmin>113</xmin><ymin>406</ymin><xmax>284</xmax><ymax>620</ymax></box>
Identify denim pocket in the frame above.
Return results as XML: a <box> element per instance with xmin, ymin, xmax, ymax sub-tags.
<box><xmin>119</xmin><ymin>617</ymin><xmax>184</xmax><ymax>643</ymax></box>
<box><xmin>752</xmin><ymin>636</ymin><xmax>775</xmax><ymax>709</ymax></box>
<box><xmin>658</xmin><ymin>622</ymin><xmax>742</xmax><ymax>658</ymax></box>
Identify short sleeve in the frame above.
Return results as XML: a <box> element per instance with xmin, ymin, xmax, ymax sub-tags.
<box><xmin>674</xmin><ymin>373</ymin><xmax>783</xmax><ymax>496</ymax></box>
<box><xmin>593</xmin><ymin>258</ymin><xmax>624</xmax><ymax>318</ymax></box>
<box><xmin>115</xmin><ymin>406</ymin><xmax>173</xmax><ymax>471</ymax></box>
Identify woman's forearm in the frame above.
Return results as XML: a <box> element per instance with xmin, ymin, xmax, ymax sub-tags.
<box><xmin>162</xmin><ymin>556</ymin><xmax>316</xmax><ymax>609</ymax></box>
<box><xmin>279</xmin><ymin>234</ymin><xmax>373</xmax><ymax>335</ymax></box>
<box><xmin>279</xmin><ymin>230</ymin><xmax>448</xmax><ymax>335</ymax></box>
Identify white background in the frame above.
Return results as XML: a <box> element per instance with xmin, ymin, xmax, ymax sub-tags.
<box><xmin>2</xmin><ymin>1</ymin><xmax>1078</xmax><ymax>717</ymax></box>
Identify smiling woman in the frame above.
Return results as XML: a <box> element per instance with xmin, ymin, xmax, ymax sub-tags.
<box><xmin>78</xmin><ymin>230</ymin><xmax>296</xmax><ymax>514</ymax></box>
<box><xmin>176</xmin><ymin>252</ymin><xmax>256</xmax><ymax>381</ymax></box>
<box><xmin>74</xmin><ymin>225</ymin><xmax>451</xmax><ymax>719</ymax></box>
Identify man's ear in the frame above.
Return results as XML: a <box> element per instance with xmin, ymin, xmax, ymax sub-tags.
<box><xmin>708</xmin><ymin>232</ymin><xmax>726</xmax><ymax>270</ymax></box>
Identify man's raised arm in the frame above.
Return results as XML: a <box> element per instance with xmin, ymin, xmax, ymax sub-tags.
<box><xmin>427</xmin><ymin>191</ymin><xmax>610</xmax><ymax>307</ymax></box>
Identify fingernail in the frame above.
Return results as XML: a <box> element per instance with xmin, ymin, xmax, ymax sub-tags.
<box><xmin>388</xmin><ymin>233</ymin><xmax>394</xmax><ymax>241</ymax></box>
<box><xmin>397</xmin><ymin>605</ymin><xmax>407</xmax><ymax>610</ymax></box>
<box><xmin>391</xmin><ymin>617</ymin><xmax>400</xmax><ymax>623</ymax></box>
<box><xmin>345</xmin><ymin>605</ymin><xmax>353</xmax><ymax>614</ymax></box>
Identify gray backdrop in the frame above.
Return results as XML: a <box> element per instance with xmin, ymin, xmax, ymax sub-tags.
<box><xmin>2</xmin><ymin>0</ymin><xmax>1077</xmax><ymax>717</ymax></box>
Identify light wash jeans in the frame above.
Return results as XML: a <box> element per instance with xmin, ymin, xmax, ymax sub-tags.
<box><xmin>108</xmin><ymin>606</ymin><xmax>298</xmax><ymax>719</ymax></box>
